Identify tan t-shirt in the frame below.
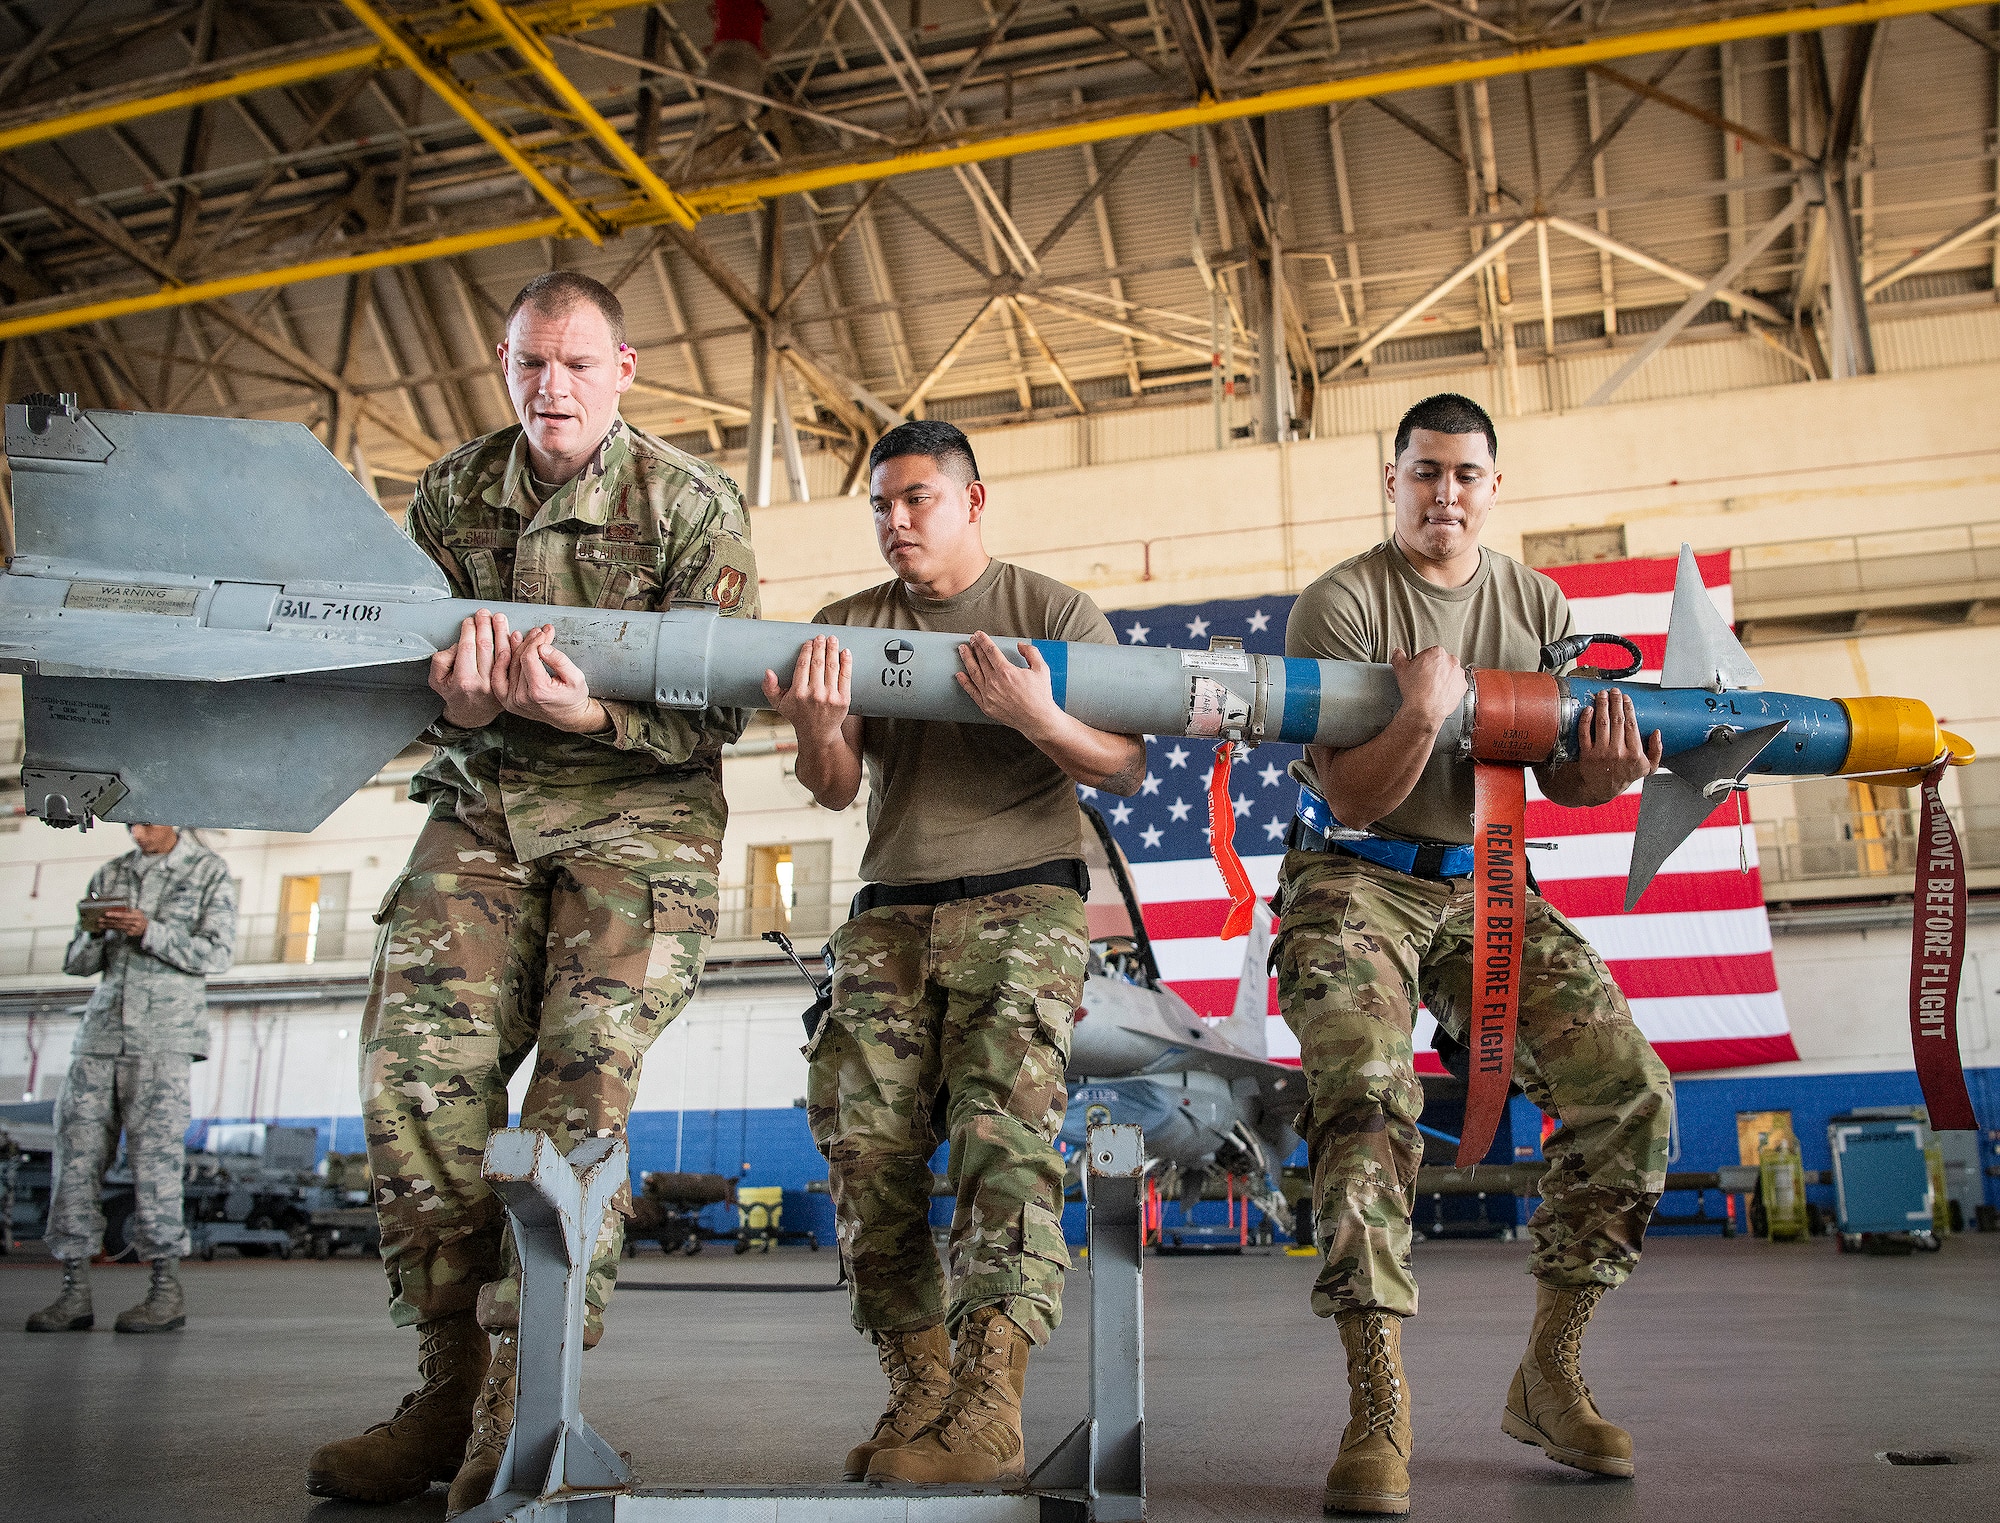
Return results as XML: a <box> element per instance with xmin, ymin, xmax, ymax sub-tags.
<box><xmin>814</xmin><ymin>559</ymin><xmax>1119</xmax><ymax>884</ymax></box>
<box><xmin>1286</xmin><ymin>539</ymin><xmax>1572</xmax><ymax>845</ymax></box>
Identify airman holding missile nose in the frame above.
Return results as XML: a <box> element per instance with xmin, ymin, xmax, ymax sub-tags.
<box><xmin>1275</xmin><ymin>393</ymin><xmax>1675</xmax><ymax>1516</ymax></box>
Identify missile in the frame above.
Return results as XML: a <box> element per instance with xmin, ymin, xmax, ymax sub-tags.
<box><xmin>0</xmin><ymin>399</ymin><xmax>1972</xmax><ymax>911</ymax></box>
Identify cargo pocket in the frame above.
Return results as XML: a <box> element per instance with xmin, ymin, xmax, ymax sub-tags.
<box><xmin>649</xmin><ymin>875</ymin><xmax>719</xmax><ymax>939</ymax></box>
<box><xmin>372</xmin><ymin>872</ymin><xmax>412</xmax><ymax>925</ymax></box>
<box><xmin>1021</xmin><ymin>1200</ymin><xmax>1071</xmax><ymax>1275</ymax></box>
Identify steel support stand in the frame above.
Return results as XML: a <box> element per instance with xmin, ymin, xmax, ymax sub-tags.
<box><xmin>468</xmin><ymin>1123</ymin><xmax>1147</xmax><ymax>1521</ymax></box>
<box><xmin>1030</xmin><ymin>1123</ymin><xmax>1147</xmax><ymax>1521</ymax></box>
<box><xmin>457</xmin><ymin>1131</ymin><xmax>632</xmax><ymax>1523</ymax></box>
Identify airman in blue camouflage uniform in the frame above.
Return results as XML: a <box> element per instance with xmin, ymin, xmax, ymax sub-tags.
<box><xmin>27</xmin><ymin>824</ymin><xmax>235</xmax><ymax>1337</ymax></box>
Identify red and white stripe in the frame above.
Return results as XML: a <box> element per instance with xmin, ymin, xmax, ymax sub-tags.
<box><xmin>1138</xmin><ymin>551</ymin><xmax>1798</xmax><ymax>1074</ymax></box>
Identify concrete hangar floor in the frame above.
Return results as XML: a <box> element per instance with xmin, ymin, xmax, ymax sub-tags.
<box><xmin>1</xmin><ymin>1235</ymin><xmax>1991</xmax><ymax>1521</ymax></box>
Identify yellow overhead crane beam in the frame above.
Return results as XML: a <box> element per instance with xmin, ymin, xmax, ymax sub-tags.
<box><xmin>0</xmin><ymin>0</ymin><xmax>657</xmax><ymax>157</ymax></box>
<box><xmin>339</xmin><ymin>0</ymin><xmax>603</xmax><ymax>242</ymax></box>
<box><xmin>0</xmin><ymin>0</ymin><xmax>1973</xmax><ymax>344</ymax></box>
<box><xmin>463</xmin><ymin>0</ymin><xmax>699</xmax><ymax>228</ymax></box>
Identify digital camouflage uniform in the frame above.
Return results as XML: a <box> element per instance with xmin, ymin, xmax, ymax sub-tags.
<box><xmin>48</xmin><ymin>835</ymin><xmax>237</xmax><ymax>1262</ymax></box>
<box><xmin>1275</xmin><ymin>852</ymin><xmax>1673</xmax><ymax>1320</ymax></box>
<box><xmin>360</xmin><ymin>416</ymin><xmax>755</xmax><ymax>1343</ymax></box>
<box><xmin>806</xmin><ymin>884</ymin><xmax>1083</xmax><ymax>1345</ymax></box>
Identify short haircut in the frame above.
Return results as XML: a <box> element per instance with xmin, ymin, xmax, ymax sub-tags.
<box><xmin>505</xmin><ymin>271</ymin><xmax>626</xmax><ymax>347</ymax></box>
<box><xmin>1393</xmin><ymin>392</ymin><xmax>1497</xmax><ymax>462</ymax></box>
<box><xmin>868</xmin><ymin>419</ymin><xmax>981</xmax><ymax>487</ymax></box>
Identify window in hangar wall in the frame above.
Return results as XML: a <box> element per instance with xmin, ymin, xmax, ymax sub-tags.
<box><xmin>1737</xmin><ymin>1110</ymin><xmax>1799</xmax><ymax>1166</ymax></box>
<box><xmin>746</xmin><ymin>842</ymin><xmax>832</xmax><ymax>940</ymax></box>
<box><xmin>276</xmin><ymin>872</ymin><xmax>351</xmax><ymax>964</ymax></box>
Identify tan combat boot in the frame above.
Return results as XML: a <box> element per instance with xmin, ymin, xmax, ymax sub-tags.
<box><xmin>865</xmin><ymin>1308</ymin><xmax>1031</xmax><ymax>1487</ymax></box>
<box><xmin>114</xmin><ymin>1257</ymin><xmax>186</xmax><ymax>1333</ymax></box>
<box><xmin>446</xmin><ymin>1329</ymin><xmax>518</xmax><ymax>1518</ymax></box>
<box><xmin>1502</xmin><ymin>1283</ymin><xmax>1634</xmax><ymax>1478</ymax></box>
<box><xmin>306</xmin><ymin>1312</ymin><xmax>490</xmax><ymax>1502</ymax></box>
<box><xmin>25</xmin><ymin>1259</ymin><xmax>93</xmax><ymax>1332</ymax></box>
<box><xmin>843</xmin><ymin>1324</ymin><xmax>953</xmax><ymax>1480</ymax></box>
<box><xmin>1323</xmin><ymin>1310</ymin><xmax>1413</xmax><ymax>1516</ymax></box>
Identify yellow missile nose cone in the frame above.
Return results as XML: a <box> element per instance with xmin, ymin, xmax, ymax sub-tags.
<box><xmin>1837</xmin><ymin>697</ymin><xmax>1966</xmax><ymax>784</ymax></box>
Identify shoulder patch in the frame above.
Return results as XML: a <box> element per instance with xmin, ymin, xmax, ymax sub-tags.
<box><xmin>690</xmin><ymin>539</ymin><xmax>757</xmax><ymax>611</ymax></box>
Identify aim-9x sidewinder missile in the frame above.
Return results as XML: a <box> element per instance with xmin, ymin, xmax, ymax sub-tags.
<box><xmin>0</xmin><ymin>399</ymin><xmax>1970</xmax><ymax>899</ymax></box>
<box><xmin>0</xmin><ymin>398</ymin><xmax>1978</xmax><ymax>1136</ymax></box>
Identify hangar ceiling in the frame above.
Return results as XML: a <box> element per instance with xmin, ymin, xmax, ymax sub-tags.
<box><xmin>0</xmin><ymin>0</ymin><xmax>1996</xmax><ymax>512</ymax></box>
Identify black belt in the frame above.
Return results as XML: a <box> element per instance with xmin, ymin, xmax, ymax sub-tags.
<box><xmin>1283</xmin><ymin>817</ymin><xmax>1468</xmax><ymax>881</ymax></box>
<box><xmin>851</xmin><ymin>858</ymin><xmax>1089</xmax><ymax>917</ymax></box>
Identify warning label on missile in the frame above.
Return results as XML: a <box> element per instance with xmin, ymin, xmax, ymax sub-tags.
<box><xmin>1186</xmin><ymin>676</ymin><xmax>1250</xmax><ymax>737</ymax></box>
<box><xmin>1180</xmin><ymin>648</ymin><xmax>1249</xmax><ymax>673</ymax></box>
<box><xmin>63</xmin><ymin>581</ymin><xmax>201</xmax><ymax>617</ymax></box>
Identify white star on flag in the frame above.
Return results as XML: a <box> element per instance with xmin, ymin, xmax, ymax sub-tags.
<box><xmin>1258</xmin><ymin>762</ymin><xmax>1284</xmax><ymax>788</ymax></box>
<box><xmin>1078</xmin><ymin>785</ymin><xmax>1098</xmax><ymax>798</ymax></box>
<box><xmin>1139</xmin><ymin>825</ymin><xmax>1164</xmax><ymax>849</ymax></box>
<box><xmin>1263</xmin><ymin>816</ymin><xmax>1288</xmax><ymax>841</ymax></box>
<box><xmin>1165</xmin><ymin>744</ymin><xmax>1190</xmax><ymax>768</ymax></box>
<box><xmin>1246</xmin><ymin>610</ymin><xmax>1270</xmax><ymax>633</ymax></box>
<box><xmin>1186</xmin><ymin>615</ymin><xmax>1210</xmax><ymax>638</ymax></box>
<box><xmin>1140</xmin><ymin>773</ymin><xmax>1161</xmax><ymax>795</ymax></box>
<box><xmin>1231</xmin><ymin>794</ymin><xmax>1253</xmax><ymax>818</ymax></box>
<box><xmin>1110</xmin><ymin>801</ymin><xmax>1133</xmax><ymax>825</ymax></box>
<box><xmin>1125</xmin><ymin>622</ymin><xmax>1150</xmax><ymax>644</ymax></box>
<box><xmin>1167</xmin><ymin>797</ymin><xmax>1192</xmax><ymax>821</ymax></box>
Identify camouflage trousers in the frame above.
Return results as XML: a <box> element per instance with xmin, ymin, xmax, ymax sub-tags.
<box><xmin>806</xmin><ymin>885</ymin><xmax>1084</xmax><ymax>1346</ymax></box>
<box><xmin>360</xmin><ymin>813</ymin><xmax>717</xmax><ymax>1342</ymax></box>
<box><xmin>46</xmin><ymin>1054</ymin><xmax>192</xmax><ymax>1262</ymax></box>
<box><xmin>1275</xmin><ymin>851</ymin><xmax>1673</xmax><ymax>1319</ymax></box>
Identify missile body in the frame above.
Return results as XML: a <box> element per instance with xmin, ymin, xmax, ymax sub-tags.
<box><xmin>0</xmin><ymin>402</ymin><xmax>1970</xmax><ymax>901</ymax></box>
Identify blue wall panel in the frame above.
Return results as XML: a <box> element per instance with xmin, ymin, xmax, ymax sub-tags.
<box><xmin>239</xmin><ymin>1062</ymin><xmax>1997</xmax><ymax>1258</ymax></box>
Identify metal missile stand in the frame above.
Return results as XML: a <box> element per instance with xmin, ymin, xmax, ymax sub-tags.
<box><xmin>456</xmin><ymin>1123</ymin><xmax>1150</xmax><ymax>1523</ymax></box>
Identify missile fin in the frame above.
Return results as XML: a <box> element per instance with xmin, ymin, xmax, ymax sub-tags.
<box><xmin>1625</xmin><ymin>720</ymin><xmax>1786</xmax><ymax>909</ymax></box>
<box><xmin>0</xmin><ymin>618</ymin><xmax>434</xmax><ymax>682</ymax></box>
<box><xmin>1658</xmin><ymin>543</ymin><xmax>1761</xmax><ymax>692</ymax></box>
<box><xmin>4</xmin><ymin>406</ymin><xmax>448</xmax><ymax>595</ymax></box>
<box><xmin>20</xmin><ymin>671</ymin><xmax>441</xmax><ymax>833</ymax></box>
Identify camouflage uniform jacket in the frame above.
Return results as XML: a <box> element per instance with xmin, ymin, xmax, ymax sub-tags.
<box><xmin>406</xmin><ymin>416</ymin><xmax>760</xmax><ymax>861</ymax></box>
<box><xmin>63</xmin><ymin>835</ymin><xmax>237</xmax><ymax>1059</ymax></box>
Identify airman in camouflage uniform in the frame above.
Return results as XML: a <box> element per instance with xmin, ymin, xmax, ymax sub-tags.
<box><xmin>1281</xmin><ymin>394</ymin><xmax>1673</xmax><ymax>1514</ymax></box>
<box><xmin>27</xmin><ymin>826</ymin><xmax>235</xmax><ymax>1336</ymax></box>
<box><xmin>773</xmin><ymin>420</ymin><xmax>1146</xmax><ymax>1488</ymax></box>
<box><xmin>308</xmin><ymin>273</ymin><xmax>755</xmax><ymax>1515</ymax></box>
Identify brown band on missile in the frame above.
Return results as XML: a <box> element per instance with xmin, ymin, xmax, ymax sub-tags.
<box><xmin>1469</xmin><ymin>669</ymin><xmax>1562</xmax><ymax>764</ymax></box>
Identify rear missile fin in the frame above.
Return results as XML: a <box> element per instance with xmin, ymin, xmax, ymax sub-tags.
<box><xmin>1626</xmin><ymin>720</ymin><xmax>1786</xmax><ymax>910</ymax></box>
<box><xmin>3</xmin><ymin>406</ymin><xmax>448</xmax><ymax>595</ymax></box>
<box><xmin>20</xmin><ymin>672</ymin><xmax>441</xmax><ymax>833</ymax></box>
<box><xmin>1657</xmin><ymin>543</ymin><xmax>1761</xmax><ymax>692</ymax></box>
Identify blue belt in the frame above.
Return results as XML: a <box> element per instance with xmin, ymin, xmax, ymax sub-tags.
<box><xmin>1289</xmin><ymin>784</ymin><xmax>1474</xmax><ymax>881</ymax></box>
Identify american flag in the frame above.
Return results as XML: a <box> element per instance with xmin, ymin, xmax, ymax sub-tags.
<box><xmin>1086</xmin><ymin>551</ymin><xmax>1797</xmax><ymax>1074</ymax></box>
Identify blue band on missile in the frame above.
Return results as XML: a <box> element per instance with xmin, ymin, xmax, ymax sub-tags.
<box><xmin>1282</xmin><ymin>658</ymin><xmax>1321</xmax><ymax>744</ymax></box>
<box><xmin>1031</xmin><ymin>640</ymin><xmax>1068</xmax><ymax>707</ymax></box>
